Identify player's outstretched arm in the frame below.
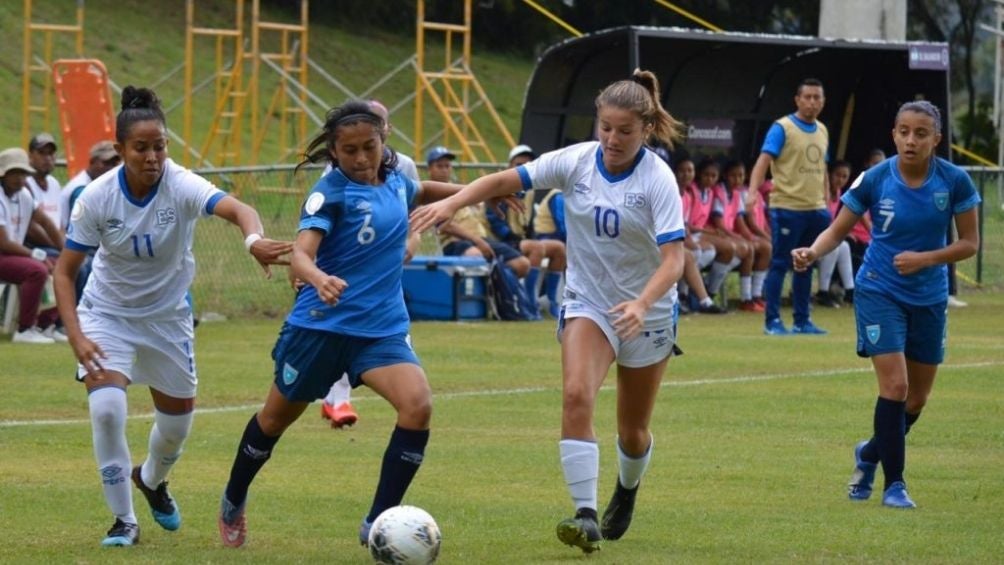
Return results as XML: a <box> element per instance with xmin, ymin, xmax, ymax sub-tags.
<box><xmin>410</xmin><ymin>169</ymin><xmax>524</xmax><ymax>233</ymax></box>
<box><xmin>212</xmin><ymin>195</ymin><xmax>293</xmax><ymax>278</ymax></box>
<box><xmin>746</xmin><ymin>153</ymin><xmax>773</xmax><ymax>207</ymax></box>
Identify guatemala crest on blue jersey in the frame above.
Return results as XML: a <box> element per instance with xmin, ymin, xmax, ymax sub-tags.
<box><xmin>933</xmin><ymin>191</ymin><xmax>949</xmax><ymax>211</ymax></box>
<box><xmin>866</xmin><ymin>324</ymin><xmax>881</xmax><ymax>345</ymax></box>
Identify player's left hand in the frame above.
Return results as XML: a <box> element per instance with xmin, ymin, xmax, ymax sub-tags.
<box><xmin>487</xmin><ymin>194</ymin><xmax>525</xmax><ymax>219</ymax></box>
<box><xmin>893</xmin><ymin>251</ymin><xmax>930</xmax><ymax>275</ymax></box>
<box><xmin>250</xmin><ymin>238</ymin><xmax>294</xmax><ymax>278</ymax></box>
<box><xmin>410</xmin><ymin>200</ymin><xmax>458</xmax><ymax>233</ymax></box>
<box><xmin>609</xmin><ymin>300</ymin><xmax>648</xmax><ymax>340</ymax></box>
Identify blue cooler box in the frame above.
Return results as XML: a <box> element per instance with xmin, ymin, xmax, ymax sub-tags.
<box><xmin>403</xmin><ymin>256</ymin><xmax>490</xmax><ymax>320</ymax></box>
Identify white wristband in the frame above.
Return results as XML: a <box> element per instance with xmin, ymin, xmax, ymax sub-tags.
<box><xmin>244</xmin><ymin>233</ymin><xmax>263</xmax><ymax>252</ymax></box>
<box><xmin>30</xmin><ymin>248</ymin><xmax>47</xmax><ymax>262</ymax></box>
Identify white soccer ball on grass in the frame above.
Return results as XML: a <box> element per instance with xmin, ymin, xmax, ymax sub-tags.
<box><xmin>368</xmin><ymin>505</ymin><xmax>441</xmax><ymax>565</ymax></box>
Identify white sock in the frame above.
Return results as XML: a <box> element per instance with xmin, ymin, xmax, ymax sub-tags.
<box><xmin>699</xmin><ymin>296</ymin><xmax>715</xmax><ymax>308</ymax></box>
<box><xmin>752</xmin><ymin>270</ymin><xmax>767</xmax><ymax>298</ymax></box>
<box><xmin>89</xmin><ymin>387</ymin><xmax>136</xmax><ymax>524</ymax></box>
<box><xmin>818</xmin><ymin>249</ymin><xmax>837</xmax><ymax>290</ymax></box>
<box><xmin>698</xmin><ymin>248</ymin><xmax>716</xmax><ymax>269</ymax></box>
<box><xmin>324</xmin><ymin>375</ymin><xmax>352</xmax><ymax>406</ymax></box>
<box><xmin>617</xmin><ymin>435</ymin><xmax>653</xmax><ymax>489</ymax></box>
<box><xmin>559</xmin><ymin>439</ymin><xmax>599</xmax><ymax>512</ymax></box>
<box><xmin>727</xmin><ymin>256</ymin><xmax>742</xmax><ymax>270</ymax></box>
<box><xmin>141</xmin><ymin>410</ymin><xmax>194</xmax><ymax>488</ymax></box>
<box><xmin>707</xmin><ymin>262</ymin><xmax>731</xmax><ymax>294</ymax></box>
<box><xmin>740</xmin><ymin>276</ymin><xmax>752</xmax><ymax>301</ymax></box>
<box><xmin>836</xmin><ymin>241</ymin><xmax>854</xmax><ymax>290</ymax></box>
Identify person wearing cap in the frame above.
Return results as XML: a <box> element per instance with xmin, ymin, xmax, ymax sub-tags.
<box><xmin>0</xmin><ymin>147</ymin><xmax>65</xmax><ymax>344</ymax></box>
<box><xmin>61</xmin><ymin>141</ymin><xmax>121</xmax><ymax>231</ymax></box>
<box><xmin>57</xmin><ymin>141</ymin><xmax>123</xmax><ymax>304</ymax></box>
<box><xmin>26</xmin><ymin>133</ymin><xmax>63</xmax><ymax>252</ymax></box>
<box><xmin>428</xmin><ymin>146</ymin><xmax>532</xmax><ymax>284</ymax></box>
<box><xmin>484</xmin><ymin>144</ymin><xmax>566</xmax><ymax>318</ymax></box>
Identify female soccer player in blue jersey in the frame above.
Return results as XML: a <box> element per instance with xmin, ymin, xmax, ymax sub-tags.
<box><xmin>217</xmin><ymin>100</ymin><xmax>483</xmax><ymax>549</ymax></box>
<box><xmin>52</xmin><ymin>86</ymin><xmax>291</xmax><ymax>547</ymax></box>
<box><xmin>792</xmin><ymin>101</ymin><xmax>980</xmax><ymax>508</ymax></box>
<box><xmin>411</xmin><ymin>69</ymin><xmax>687</xmax><ymax>553</ymax></box>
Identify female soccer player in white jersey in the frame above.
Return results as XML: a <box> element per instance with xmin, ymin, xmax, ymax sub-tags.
<box><xmin>216</xmin><ymin>100</ymin><xmax>493</xmax><ymax>550</ymax></box>
<box><xmin>411</xmin><ymin>69</ymin><xmax>686</xmax><ymax>553</ymax></box>
<box><xmin>793</xmin><ymin>101</ymin><xmax>980</xmax><ymax>508</ymax></box>
<box><xmin>52</xmin><ymin>86</ymin><xmax>292</xmax><ymax>547</ymax></box>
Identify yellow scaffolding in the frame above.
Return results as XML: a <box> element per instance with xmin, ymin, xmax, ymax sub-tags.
<box><xmin>183</xmin><ymin>0</ymin><xmax>245</xmax><ymax>167</ymax></box>
<box><xmin>250</xmin><ymin>0</ymin><xmax>309</xmax><ymax>164</ymax></box>
<box><xmin>414</xmin><ymin>0</ymin><xmax>515</xmax><ymax>166</ymax></box>
<box><xmin>182</xmin><ymin>0</ymin><xmax>309</xmax><ymax>167</ymax></box>
<box><xmin>21</xmin><ymin>0</ymin><xmax>85</xmax><ymax>146</ymax></box>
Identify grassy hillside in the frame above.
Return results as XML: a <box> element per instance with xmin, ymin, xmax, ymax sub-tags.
<box><xmin>0</xmin><ymin>1</ymin><xmax>536</xmax><ymax>169</ymax></box>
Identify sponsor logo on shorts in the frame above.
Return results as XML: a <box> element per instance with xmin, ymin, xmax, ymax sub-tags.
<box><xmin>866</xmin><ymin>324</ymin><xmax>881</xmax><ymax>345</ymax></box>
<box><xmin>282</xmin><ymin>362</ymin><xmax>299</xmax><ymax>385</ymax></box>
<box><xmin>653</xmin><ymin>336</ymin><xmax>670</xmax><ymax>348</ymax></box>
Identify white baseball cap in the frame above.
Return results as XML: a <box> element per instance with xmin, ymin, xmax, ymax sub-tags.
<box><xmin>507</xmin><ymin>144</ymin><xmax>535</xmax><ymax>162</ymax></box>
<box><xmin>0</xmin><ymin>148</ymin><xmax>37</xmax><ymax>176</ymax></box>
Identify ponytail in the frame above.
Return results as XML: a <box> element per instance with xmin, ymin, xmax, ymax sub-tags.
<box><xmin>596</xmin><ymin>69</ymin><xmax>685</xmax><ymax>149</ymax></box>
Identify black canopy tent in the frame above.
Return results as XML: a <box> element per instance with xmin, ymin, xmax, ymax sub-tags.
<box><xmin>518</xmin><ymin>26</ymin><xmax>951</xmax><ymax>168</ymax></box>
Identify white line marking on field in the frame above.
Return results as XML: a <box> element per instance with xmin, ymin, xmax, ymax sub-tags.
<box><xmin>0</xmin><ymin>361</ymin><xmax>998</xmax><ymax>429</ymax></box>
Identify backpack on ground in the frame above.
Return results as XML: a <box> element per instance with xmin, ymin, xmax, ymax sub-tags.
<box><xmin>487</xmin><ymin>259</ymin><xmax>540</xmax><ymax>321</ymax></box>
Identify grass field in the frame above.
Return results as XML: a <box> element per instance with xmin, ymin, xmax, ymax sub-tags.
<box><xmin>1</xmin><ymin>292</ymin><xmax>1002</xmax><ymax>564</ymax></box>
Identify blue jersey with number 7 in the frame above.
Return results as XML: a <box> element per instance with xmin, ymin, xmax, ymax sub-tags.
<box><xmin>841</xmin><ymin>156</ymin><xmax>980</xmax><ymax>305</ymax></box>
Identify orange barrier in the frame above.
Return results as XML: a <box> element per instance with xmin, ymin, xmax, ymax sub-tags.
<box><xmin>52</xmin><ymin>59</ymin><xmax>116</xmax><ymax>178</ymax></box>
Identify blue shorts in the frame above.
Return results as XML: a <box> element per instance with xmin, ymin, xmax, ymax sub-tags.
<box><xmin>271</xmin><ymin>323</ymin><xmax>419</xmax><ymax>402</ymax></box>
<box><xmin>854</xmin><ymin>288</ymin><xmax>947</xmax><ymax>364</ymax></box>
<box><xmin>443</xmin><ymin>239</ymin><xmax>523</xmax><ymax>264</ymax></box>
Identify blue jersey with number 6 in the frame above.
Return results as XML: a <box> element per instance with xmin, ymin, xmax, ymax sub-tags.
<box><xmin>841</xmin><ymin>156</ymin><xmax>980</xmax><ymax>305</ymax></box>
<box><xmin>288</xmin><ymin>167</ymin><xmax>418</xmax><ymax>336</ymax></box>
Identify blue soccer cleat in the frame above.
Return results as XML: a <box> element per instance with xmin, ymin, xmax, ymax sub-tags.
<box><xmin>792</xmin><ymin>320</ymin><xmax>828</xmax><ymax>335</ymax></box>
<box><xmin>764</xmin><ymin>318</ymin><xmax>790</xmax><ymax>336</ymax></box>
<box><xmin>848</xmin><ymin>440</ymin><xmax>877</xmax><ymax>501</ymax></box>
<box><xmin>101</xmin><ymin>518</ymin><xmax>140</xmax><ymax>547</ymax></box>
<box><xmin>131</xmin><ymin>465</ymin><xmax>181</xmax><ymax>531</ymax></box>
<box><xmin>882</xmin><ymin>481</ymin><xmax>917</xmax><ymax>509</ymax></box>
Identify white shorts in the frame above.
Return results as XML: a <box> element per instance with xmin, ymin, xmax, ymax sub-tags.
<box><xmin>557</xmin><ymin>296</ymin><xmax>680</xmax><ymax>368</ymax></box>
<box><xmin>75</xmin><ymin>306</ymin><xmax>198</xmax><ymax>398</ymax></box>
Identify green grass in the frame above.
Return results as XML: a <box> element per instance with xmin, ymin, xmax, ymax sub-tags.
<box><xmin>2</xmin><ymin>293</ymin><xmax>1003</xmax><ymax>563</ymax></box>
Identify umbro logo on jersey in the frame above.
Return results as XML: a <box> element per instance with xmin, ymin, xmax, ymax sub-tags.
<box><xmin>573</xmin><ymin>183</ymin><xmax>591</xmax><ymax>195</ymax></box>
<box><xmin>354</xmin><ymin>199</ymin><xmax>372</xmax><ymax>212</ymax></box>
<box><xmin>879</xmin><ymin>198</ymin><xmax>895</xmax><ymax>209</ymax></box>
<box><xmin>106</xmin><ymin>218</ymin><xmax>124</xmax><ymax>231</ymax></box>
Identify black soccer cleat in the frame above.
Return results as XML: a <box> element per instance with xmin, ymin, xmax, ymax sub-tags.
<box><xmin>556</xmin><ymin>508</ymin><xmax>601</xmax><ymax>553</ymax></box>
<box><xmin>600</xmin><ymin>480</ymin><xmax>639</xmax><ymax>540</ymax></box>
<box><xmin>101</xmin><ymin>518</ymin><xmax>140</xmax><ymax>547</ymax></box>
<box><xmin>131</xmin><ymin>465</ymin><xmax>181</xmax><ymax>530</ymax></box>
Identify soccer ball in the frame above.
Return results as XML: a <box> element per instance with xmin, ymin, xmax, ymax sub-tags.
<box><xmin>368</xmin><ymin>505</ymin><xmax>442</xmax><ymax>565</ymax></box>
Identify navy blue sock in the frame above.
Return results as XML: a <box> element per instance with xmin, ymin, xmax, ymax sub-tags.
<box><xmin>225</xmin><ymin>414</ymin><xmax>281</xmax><ymax>508</ymax></box>
<box><xmin>860</xmin><ymin>410</ymin><xmax>920</xmax><ymax>464</ymax></box>
<box><xmin>366</xmin><ymin>426</ymin><xmax>429</xmax><ymax>523</ymax></box>
<box><xmin>873</xmin><ymin>397</ymin><xmax>907</xmax><ymax>490</ymax></box>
